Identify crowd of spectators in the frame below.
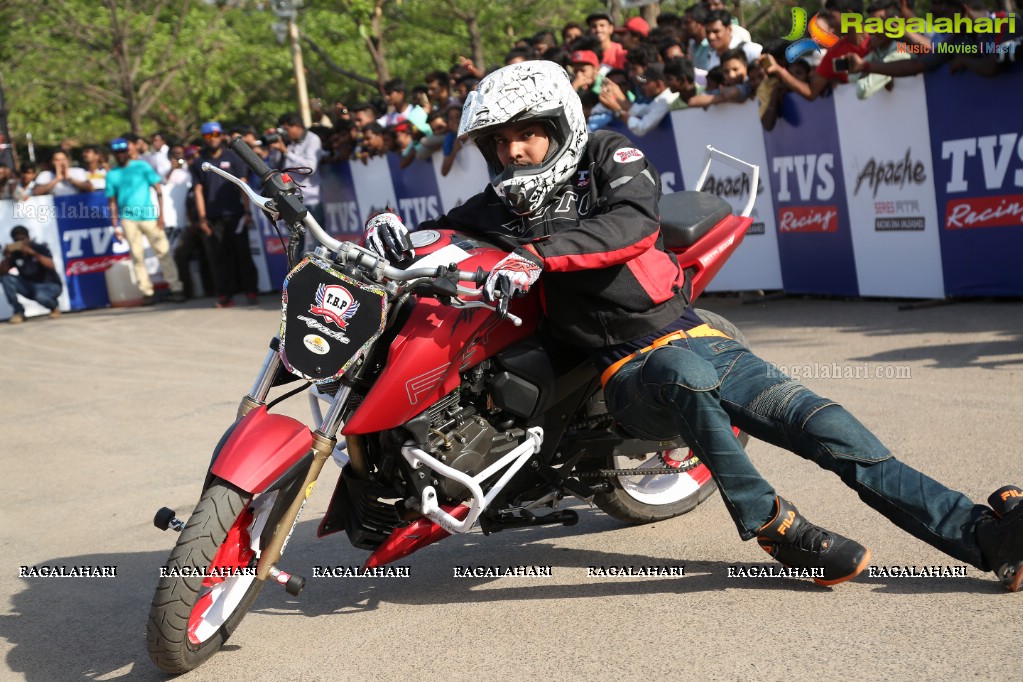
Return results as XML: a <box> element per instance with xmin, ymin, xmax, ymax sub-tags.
<box><xmin>1</xmin><ymin>0</ymin><xmax>1019</xmax><ymax>319</ymax></box>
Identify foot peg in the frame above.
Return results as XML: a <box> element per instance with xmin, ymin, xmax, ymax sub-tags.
<box><xmin>270</xmin><ymin>566</ymin><xmax>306</xmax><ymax>596</ymax></box>
<box><xmin>154</xmin><ymin>507</ymin><xmax>184</xmax><ymax>532</ymax></box>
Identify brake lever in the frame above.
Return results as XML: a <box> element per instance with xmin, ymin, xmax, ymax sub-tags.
<box><xmin>201</xmin><ymin>163</ymin><xmax>280</xmax><ymax>222</ymax></box>
<box><xmin>448</xmin><ymin>296</ymin><xmax>522</xmax><ymax>327</ymax></box>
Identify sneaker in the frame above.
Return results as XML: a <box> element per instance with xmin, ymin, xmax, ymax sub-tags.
<box><xmin>757</xmin><ymin>496</ymin><xmax>871</xmax><ymax>586</ymax></box>
<box><xmin>215</xmin><ymin>296</ymin><xmax>235</xmax><ymax>309</ymax></box>
<box><xmin>976</xmin><ymin>485</ymin><xmax>1023</xmax><ymax>592</ymax></box>
<box><xmin>168</xmin><ymin>291</ymin><xmax>187</xmax><ymax>304</ymax></box>
<box><xmin>48</xmin><ymin>308</ymin><xmax>61</xmax><ymax>319</ymax></box>
<box><xmin>141</xmin><ymin>295</ymin><xmax>156</xmax><ymax>307</ymax></box>
<box><xmin>8</xmin><ymin>312</ymin><xmax>24</xmax><ymax>324</ymax></box>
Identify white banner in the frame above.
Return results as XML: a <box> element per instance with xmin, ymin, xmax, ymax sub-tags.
<box><xmin>432</xmin><ymin>141</ymin><xmax>490</xmax><ymax>214</ymax></box>
<box><xmin>0</xmin><ymin>196</ymin><xmax>69</xmax><ymax>318</ymax></box>
<box><xmin>670</xmin><ymin>103</ymin><xmax>783</xmax><ymax>291</ymax></box>
<box><xmin>833</xmin><ymin>77</ymin><xmax>945</xmax><ymax>298</ymax></box>
<box><xmin>349</xmin><ymin>157</ymin><xmax>398</xmax><ymax>224</ymax></box>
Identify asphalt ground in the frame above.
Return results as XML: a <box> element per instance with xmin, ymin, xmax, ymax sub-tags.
<box><xmin>2</xmin><ymin>295</ymin><xmax>1022</xmax><ymax>681</ymax></box>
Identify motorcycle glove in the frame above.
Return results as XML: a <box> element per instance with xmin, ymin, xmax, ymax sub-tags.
<box><xmin>364</xmin><ymin>209</ymin><xmax>415</xmax><ymax>262</ymax></box>
<box><xmin>484</xmin><ymin>248</ymin><xmax>543</xmax><ymax>302</ymax></box>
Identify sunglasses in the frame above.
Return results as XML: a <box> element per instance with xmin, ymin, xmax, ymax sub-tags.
<box><xmin>202</xmin><ymin>132</ymin><xmax>221</xmax><ymax>139</ymax></box>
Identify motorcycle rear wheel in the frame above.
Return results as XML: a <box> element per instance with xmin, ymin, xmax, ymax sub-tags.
<box><xmin>594</xmin><ymin>308</ymin><xmax>750</xmax><ymax>524</ymax></box>
<box><xmin>147</xmin><ymin>480</ymin><xmax>284</xmax><ymax>674</ymax></box>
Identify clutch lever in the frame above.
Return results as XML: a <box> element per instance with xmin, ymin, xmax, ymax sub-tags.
<box><xmin>201</xmin><ymin>163</ymin><xmax>280</xmax><ymax>222</ymax></box>
<box><xmin>448</xmin><ymin>296</ymin><xmax>522</xmax><ymax>327</ymax></box>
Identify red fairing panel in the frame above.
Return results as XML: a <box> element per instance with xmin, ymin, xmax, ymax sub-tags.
<box><xmin>673</xmin><ymin>215</ymin><xmax>753</xmax><ymax>300</ymax></box>
<box><xmin>343</xmin><ymin>237</ymin><xmax>540</xmax><ymax>435</ymax></box>
<box><xmin>210</xmin><ymin>406</ymin><xmax>313</xmax><ymax>493</ymax></box>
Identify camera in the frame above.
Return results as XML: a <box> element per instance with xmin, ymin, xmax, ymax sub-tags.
<box><xmin>261</xmin><ymin>127</ymin><xmax>288</xmax><ymax>145</ymax></box>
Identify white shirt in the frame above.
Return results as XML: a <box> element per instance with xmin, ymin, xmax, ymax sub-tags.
<box><xmin>143</xmin><ymin>145</ymin><xmax>172</xmax><ymax>179</ymax></box>
<box><xmin>162</xmin><ymin>167</ymin><xmax>192</xmax><ymax>228</ymax></box>
<box><xmin>35</xmin><ymin>167</ymin><xmax>91</xmax><ymax>196</ymax></box>
<box><xmin>627</xmin><ymin>87</ymin><xmax>680</xmax><ymax>137</ymax></box>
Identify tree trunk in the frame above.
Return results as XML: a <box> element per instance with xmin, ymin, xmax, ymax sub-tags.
<box><xmin>609</xmin><ymin>0</ymin><xmax>622</xmax><ymax>27</ymax></box>
<box><xmin>466</xmin><ymin>12</ymin><xmax>485</xmax><ymax>73</ymax></box>
<box><xmin>640</xmin><ymin>3</ymin><xmax>660</xmax><ymax>26</ymax></box>
<box><xmin>366</xmin><ymin>0</ymin><xmax>390</xmax><ymax>90</ymax></box>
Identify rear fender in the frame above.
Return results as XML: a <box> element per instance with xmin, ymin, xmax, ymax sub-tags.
<box><xmin>208</xmin><ymin>405</ymin><xmax>314</xmax><ymax>494</ymax></box>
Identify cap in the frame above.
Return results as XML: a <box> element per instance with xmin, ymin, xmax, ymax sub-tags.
<box><xmin>571</xmin><ymin>50</ymin><xmax>600</xmax><ymax>68</ymax></box>
<box><xmin>109</xmin><ymin>138</ymin><xmax>129</xmax><ymax>152</ymax></box>
<box><xmin>585</xmin><ymin>11</ymin><xmax>613</xmax><ymax>25</ymax></box>
<box><xmin>200</xmin><ymin>121</ymin><xmax>223</xmax><ymax>135</ymax></box>
<box><xmin>621</xmin><ymin>16</ymin><xmax>650</xmax><ymax>37</ymax></box>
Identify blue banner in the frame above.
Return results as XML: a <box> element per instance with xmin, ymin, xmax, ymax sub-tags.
<box><xmin>925</xmin><ymin>67</ymin><xmax>1023</xmax><ymax>297</ymax></box>
<box><xmin>54</xmin><ymin>192</ymin><xmax>127</xmax><ymax>310</ymax></box>
<box><xmin>386</xmin><ymin>155</ymin><xmax>443</xmax><ymax>230</ymax></box>
<box><xmin>763</xmin><ymin>95</ymin><xmax>859</xmax><ymax>296</ymax></box>
<box><xmin>610</xmin><ymin>115</ymin><xmax>685</xmax><ymax>194</ymax></box>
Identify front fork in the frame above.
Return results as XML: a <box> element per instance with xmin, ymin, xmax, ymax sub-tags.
<box><xmin>237</xmin><ymin>340</ymin><xmax>362</xmax><ymax>582</ymax></box>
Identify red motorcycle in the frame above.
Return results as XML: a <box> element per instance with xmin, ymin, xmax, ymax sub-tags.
<box><xmin>146</xmin><ymin>141</ymin><xmax>759</xmax><ymax>673</ymax></box>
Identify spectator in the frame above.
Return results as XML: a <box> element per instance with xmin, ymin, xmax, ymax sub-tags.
<box><xmin>703</xmin><ymin>0</ymin><xmax>754</xmax><ymax>43</ymax></box>
<box><xmin>659</xmin><ymin>38</ymin><xmax>687</xmax><ymax>61</ymax></box>
<box><xmin>81</xmin><ymin>145</ymin><xmax>108</xmax><ymax>191</ymax></box>
<box><xmin>684</xmin><ymin>4</ymin><xmax>714</xmax><ymax>71</ymax></box>
<box><xmin>33</xmin><ymin>150</ymin><xmax>93</xmax><ymax>196</ymax></box>
<box><xmin>688</xmin><ymin>47</ymin><xmax>753</xmax><ymax>107</ymax></box>
<box><xmin>561</xmin><ymin>21</ymin><xmax>585</xmax><ymax>45</ymax></box>
<box><xmin>324</xmin><ymin>121</ymin><xmax>357</xmax><ymax>163</ymax></box>
<box><xmin>1</xmin><ymin>225</ymin><xmax>62</xmax><ymax>324</ymax></box>
<box><xmin>543</xmin><ymin>46</ymin><xmax>573</xmax><ymax>69</ymax></box>
<box><xmin>850</xmin><ymin>2</ymin><xmax>915</xmax><ymax>98</ymax></box>
<box><xmin>378</xmin><ymin>79</ymin><xmax>431</xmax><ymax>135</ymax></box>
<box><xmin>454</xmin><ymin>75</ymin><xmax>479</xmax><ymax>100</ymax></box>
<box><xmin>0</xmin><ymin>133</ymin><xmax>15</xmax><ymax>170</ymax></box>
<box><xmin>616</xmin><ymin>16</ymin><xmax>650</xmax><ymax>52</ymax></box>
<box><xmin>12</xmin><ymin>164</ymin><xmax>37</xmax><ymax>202</ymax></box>
<box><xmin>106</xmin><ymin>137</ymin><xmax>186</xmax><ymax>306</ymax></box>
<box><xmin>570</xmin><ymin>49</ymin><xmax>602</xmax><ymax>94</ymax></box>
<box><xmin>165</xmin><ymin>143</ymin><xmax>209</xmax><ymax>300</ymax></box>
<box><xmin>590</xmin><ymin>68</ymin><xmax>634</xmax><ymax>131</ymax></box>
<box><xmin>440</xmin><ymin>106</ymin><xmax>463</xmax><ymax>177</ymax></box>
<box><xmin>417</xmin><ymin>110</ymin><xmax>449</xmax><ymax>159</ymax></box>
<box><xmin>144</xmin><ymin>132</ymin><xmax>172</xmax><ymax>178</ymax></box>
<box><xmin>533</xmin><ymin>30</ymin><xmax>559</xmax><ymax>56</ymax></box>
<box><xmin>624</xmin><ymin>42</ymin><xmax>661</xmax><ymax>85</ymax></box>
<box><xmin>702</xmin><ymin>9</ymin><xmax>763</xmax><ymax>71</ymax></box>
<box><xmin>0</xmin><ymin>165</ymin><xmax>16</xmax><ymax>200</ymax></box>
<box><xmin>424</xmin><ymin>70</ymin><xmax>460</xmax><ymax>110</ymax></box>
<box><xmin>391</xmin><ymin>121</ymin><xmax>420</xmax><ymax>169</ymax></box>
<box><xmin>410</xmin><ymin>86</ymin><xmax>432</xmax><ymax>113</ymax></box>
<box><xmin>766</xmin><ymin>0</ymin><xmax>868</xmax><ymax>100</ymax></box>
<box><xmin>665</xmin><ymin>57</ymin><xmax>705</xmax><ymax>110</ymax></box>
<box><xmin>333</xmin><ymin>100</ymin><xmax>353</xmax><ymax>125</ymax></box>
<box><xmin>505</xmin><ymin>47</ymin><xmax>535</xmax><ymax>65</ymax></box>
<box><xmin>587</xmin><ymin>11</ymin><xmax>627</xmax><ymax>69</ymax></box>
<box><xmin>269</xmin><ymin>112</ymin><xmax>326</xmax><ymax>227</ymax></box>
<box><xmin>657</xmin><ymin>12</ymin><xmax>684</xmax><ymax>34</ymax></box>
<box><xmin>604</xmin><ymin>63</ymin><xmax>678</xmax><ymax>136</ymax></box>
<box><xmin>310</xmin><ymin>98</ymin><xmax>334</xmax><ymax>128</ymax></box>
<box><xmin>351</xmin><ymin>102</ymin><xmax>379</xmax><ymax>130</ymax></box>
<box><xmin>358</xmin><ymin>122</ymin><xmax>388</xmax><ymax>163</ymax></box>
<box><xmin>192</xmin><ymin>122</ymin><xmax>258</xmax><ymax>308</ymax></box>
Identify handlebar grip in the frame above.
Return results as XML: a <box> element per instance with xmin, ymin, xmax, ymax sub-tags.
<box><xmin>228</xmin><ymin>138</ymin><xmax>275</xmax><ymax>184</ymax></box>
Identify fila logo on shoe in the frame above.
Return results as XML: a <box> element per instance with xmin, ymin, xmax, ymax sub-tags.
<box><xmin>778</xmin><ymin>510</ymin><xmax>796</xmax><ymax>535</ymax></box>
<box><xmin>1001</xmin><ymin>489</ymin><xmax>1023</xmax><ymax>501</ymax></box>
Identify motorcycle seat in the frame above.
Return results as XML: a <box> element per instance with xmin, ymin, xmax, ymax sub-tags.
<box><xmin>658</xmin><ymin>191</ymin><xmax>733</xmax><ymax>249</ymax></box>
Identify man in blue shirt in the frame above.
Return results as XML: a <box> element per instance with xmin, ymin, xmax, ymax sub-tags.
<box><xmin>105</xmin><ymin>137</ymin><xmax>185</xmax><ymax>305</ymax></box>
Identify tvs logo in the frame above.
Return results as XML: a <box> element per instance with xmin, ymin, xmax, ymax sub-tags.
<box><xmin>309</xmin><ymin>284</ymin><xmax>360</xmax><ymax>329</ymax></box>
<box><xmin>782</xmin><ymin>7</ymin><xmax>839</xmax><ymax>62</ymax></box>
<box><xmin>613</xmin><ymin>147</ymin><xmax>645</xmax><ymax>164</ymax></box>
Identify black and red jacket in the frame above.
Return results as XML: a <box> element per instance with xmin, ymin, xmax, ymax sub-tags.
<box><xmin>421</xmin><ymin>130</ymin><xmax>689</xmax><ymax>348</ymax></box>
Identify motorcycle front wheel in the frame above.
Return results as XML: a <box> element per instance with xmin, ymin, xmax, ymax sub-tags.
<box><xmin>147</xmin><ymin>480</ymin><xmax>285</xmax><ymax>674</ymax></box>
<box><xmin>594</xmin><ymin>308</ymin><xmax>750</xmax><ymax>524</ymax></box>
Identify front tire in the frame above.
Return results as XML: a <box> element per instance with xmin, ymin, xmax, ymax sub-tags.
<box><xmin>147</xmin><ymin>481</ymin><xmax>281</xmax><ymax>674</ymax></box>
<box><xmin>594</xmin><ymin>308</ymin><xmax>750</xmax><ymax>524</ymax></box>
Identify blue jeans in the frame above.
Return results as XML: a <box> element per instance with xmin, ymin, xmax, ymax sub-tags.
<box><xmin>604</xmin><ymin>334</ymin><xmax>991</xmax><ymax>569</ymax></box>
<box><xmin>2</xmin><ymin>274</ymin><xmax>61</xmax><ymax>314</ymax></box>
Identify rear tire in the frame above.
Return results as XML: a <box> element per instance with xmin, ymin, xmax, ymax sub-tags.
<box><xmin>147</xmin><ymin>481</ymin><xmax>283</xmax><ymax>674</ymax></box>
<box><xmin>593</xmin><ymin>308</ymin><xmax>750</xmax><ymax>524</ymax></box>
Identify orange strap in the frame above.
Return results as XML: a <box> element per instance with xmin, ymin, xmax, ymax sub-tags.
<box><xmin>599</xmin><ymin>323</ymin><xmax>731</xmax><ymax>387</ymax></box>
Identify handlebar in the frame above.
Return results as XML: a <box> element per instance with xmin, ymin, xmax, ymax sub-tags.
<box><xmin>204</xmin><ymin>139</ymin><xmax>521</xmax><ymax>326</ymax></box>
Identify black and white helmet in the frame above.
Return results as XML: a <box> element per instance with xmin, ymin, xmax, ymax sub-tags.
<box><xmin>459</xmin><ymin>61</ymin><xmax>588</xmax><ymax>216</ymax></box>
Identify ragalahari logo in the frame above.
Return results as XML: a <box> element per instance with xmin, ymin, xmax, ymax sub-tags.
<box><xmin>783</xmin><ymin>7</ymin><xmax>840</xmax><ymax>62</ymax></box>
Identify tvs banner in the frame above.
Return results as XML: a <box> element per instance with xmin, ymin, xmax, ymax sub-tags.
<box><xmin>833</xmin><ymin>77</ymin><xmax>944</xmax><ymax>298</ymax></box>
<box><xmin>349</xmin><ymin>156</ymin><xmax>398</xmax><ymax>225</ymax></box>
<box><xmin>925</xmin><ymin>67</ymin><xmax>1023</xmax><ymax>297</ymax></box>
<box><xmin>432</xmin><ymin>140</ymin><xmax>490</xmax><ymax>213</ymax></box>
<box><xmin>386</xmin><ymin>154</ymin><xmax>443</xmax><ymax>230</ymax></box>
<box><xmin>671</xmin><ymin>101</ymin><xmax>783</xmax><ymax>291</ymax></box>
<box><xmin>763</xmin><ymin>94</ymin><xmax>859</xmax><ymax>296</ymax></box>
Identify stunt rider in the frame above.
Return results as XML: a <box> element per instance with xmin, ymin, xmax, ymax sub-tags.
<box><xmin>363</xmin><ymin>60</ymin><xmax>1023</xmax><ymax>591</ymax></box>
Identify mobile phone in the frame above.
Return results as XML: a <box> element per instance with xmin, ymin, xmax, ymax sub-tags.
<box><xmin>833</xmin><ymin>57</ymin><xmax>849</xmax><ymax>73</ymax></box>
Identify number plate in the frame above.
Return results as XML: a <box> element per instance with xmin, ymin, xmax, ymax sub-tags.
<box><xmin>279</xmin><ymin>257</ymin><xmax>387</xmax><ymax>382</ymax></box>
